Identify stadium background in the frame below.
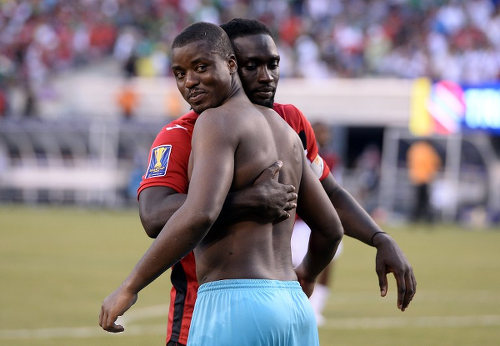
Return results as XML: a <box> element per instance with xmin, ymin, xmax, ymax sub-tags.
<box><xmin>1</xmin><ymin>1</ymin><xmax>500</xmax><ymax>345</ymax></box>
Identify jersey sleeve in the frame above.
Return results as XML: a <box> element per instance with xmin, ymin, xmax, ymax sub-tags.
<box><xmin>279</xmin><ymin>104</ymin><xmax>331</xmax><ymax>181</ymax></box>
<box><xmin>137</xmin><ymin>127</ymin><xmax>191</xmax><ymax>197</ymax></box>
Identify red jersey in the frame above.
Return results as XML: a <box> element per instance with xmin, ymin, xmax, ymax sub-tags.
<box><xmin>137</xmin><ymin>103</ymin><xmax>329</xmax><ymax>345</ymax></box>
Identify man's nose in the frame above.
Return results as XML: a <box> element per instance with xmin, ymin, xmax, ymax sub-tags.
<box><xmin>258</xmin><ymin>66</ymin><xmax>274</xmax><ymax>82</ymax></box>
<box><xmin>185</xmin><ymin>71</ymin><xmax>199</xmax><ymax>88</ymax></box>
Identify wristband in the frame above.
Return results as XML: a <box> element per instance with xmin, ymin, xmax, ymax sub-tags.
<box><xmin>370</xmin><ymin>231</ymin><xmax>387</xmax><ymax>246</ymax></box>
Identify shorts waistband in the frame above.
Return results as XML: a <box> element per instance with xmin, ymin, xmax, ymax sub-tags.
<box><xmin>198</xmin><ymin>279</ymin><xmax>301</xmax><ymax>293</ymax></box>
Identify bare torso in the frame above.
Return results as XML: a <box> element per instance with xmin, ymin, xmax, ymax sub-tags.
<box><xmin>189</xmin><ymin>94</ymin><xmax>304</xmax><ymax>284</ymax></box>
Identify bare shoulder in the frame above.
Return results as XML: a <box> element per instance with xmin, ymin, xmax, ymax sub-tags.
<box><xmin>257</xmin><ymin>105</ymin><xmax>302</xmax><ymax>140</ymax></box>
<box><xmin>194</xmin><ymin>106</ymin><xmax>242</xmax><ymax>143</ymax></box>
<box><xmin>256</xmin><ymin>105</ymin><xmax>289</xmax><ymax>127</ymax></box>
<box><xmin>197</xmin><ymin>107</ymin><xmax>233</xmax><ymax>129</ymax></box>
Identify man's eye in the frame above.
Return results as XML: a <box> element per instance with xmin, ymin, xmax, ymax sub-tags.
<box><xmin>195</xmin><ymin>65</ymin><xmax>207</xmax><ymax>72</ymax></box>
<box><xmin>269</xmin><ymin>61</ymin><xmax>279</xmax><ymax>69</ymax></box>
<box><xmin>174</xmin><ymin>71</ymin><xmax>185</xmax><ymax>79</ymax></box>
<box><xmin>243</xmin><ymin>62</ymin><xmax>257</xmax><ymax>70</ymax></box>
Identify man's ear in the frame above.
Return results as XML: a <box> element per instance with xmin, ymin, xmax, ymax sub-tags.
<box><xmin>228</xmin><ymin>55</ymin><xmax>237</xmax><ymax>74</ymax></box>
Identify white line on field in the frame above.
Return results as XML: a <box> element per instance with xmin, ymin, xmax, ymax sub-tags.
<box><xmin>1</xmin><ymin>311</ymin><xmax>500</xmax><ymax>340</ymax></box>
<box><xmin>0</xmin><ymin>324</ymin><xmax>167</xmax><ymax>339</ymax></box>
<box><xmin>321</xmin><ymin>314</ymin><xmax>500</xmax><ymax>329</ymax></box>
<box><xmin>116</xmin><ymin>304</ymin><xmax>169</xmax><ymax>324</ymax></box>
<box><xmin>0</xmin><ymin>304</ymin><xmax>170</xmax><ymax>340</ymax></box>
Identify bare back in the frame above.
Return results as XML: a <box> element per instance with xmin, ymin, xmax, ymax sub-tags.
<box><xmin>189</xmin><ymin>92</ymin><xmax>305</xmax><ymax>284</ymax></box>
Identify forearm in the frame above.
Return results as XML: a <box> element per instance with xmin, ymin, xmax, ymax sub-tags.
<box><xmin>323</xmin><ymin>175</ymin><xmax>384</xmax><ymax>246</ymax></box>
<box><xmin>139</xmin><ymin>186</ymin><xmax>245</xmax><ymax>237</ymax></box>
<box><xmin>300</xmin><ymin>231</ymin><xmax>341</xmax><ymax>281</ymax></box>
<box><xmin>124</xmin><ymin>207</ymin><xmax>211</xmax><ymax>294</ymax></box>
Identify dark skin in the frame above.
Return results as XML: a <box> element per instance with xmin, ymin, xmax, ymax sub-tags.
<box><xmin>100</xmin><ymin>38</ymin><xmax>343</xmax><ymax>333</ymax></box>
<box><xmin>139</xmin><ymin>33</ymin><xmax>416</xmax><ymax>311</ymax></box>
<box><xmin>232</xmin><ymin>33</ymin><xmax>416</xmax><ymax>311</ymax></box>
<box><xmin>139</xmin><ymin>160</ymin><xmax>297</xmax><ymax>239</ymax></box>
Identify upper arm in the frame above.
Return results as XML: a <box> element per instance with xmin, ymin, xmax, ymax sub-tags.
<box><xmin>138</xmin><ymin>185</ymin><xmax>182</xmax><ymax>238</ymax></box>
<box><xmin>185</xmin><ymin>112</ymin><xmax>237</xmax><ymax>221</ymax></box>
<box><xmin>297</xmin><ymin>155</ymin><xmax>342</xmax><ymax>239</ymax></box>
<box><xmin>136</xmin><ymin>125</ymin><xmax>192</xmax><ymax>237</ymax></box>
<box><xmin>137</xmin><ymin>126</ymin><xmax>191</xmax><ymax>196</ymax></box>
<box><xmin>319</xmin><ymin>172</ymin><xmax>343</xmax><ymax>200</ymax></box>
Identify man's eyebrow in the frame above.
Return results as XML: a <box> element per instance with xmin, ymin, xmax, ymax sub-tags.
<box><xmin>171</xmin><ymin>57</ymin><xmax>211</xmax><ymax>69</ymax></box>
<box><xmin>245</xmin><ymin>54</ymin><xmax>280</xmax><ymax>61</ymax></box>
<box><xmin>192</xmin><ymin>57</ymin><xmax>209</xmax><ymax>64</ymax></box>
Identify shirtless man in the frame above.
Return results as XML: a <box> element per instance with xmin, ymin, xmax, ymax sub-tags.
<box><xmin>138</xmin><ymin>18</ymin><xmax>416</xmax><ymax>345</ymax></box>
<box><xmin>99</xmin><ymin>22</ymin><xmax>343</xmax><ymax>345</ymax></box>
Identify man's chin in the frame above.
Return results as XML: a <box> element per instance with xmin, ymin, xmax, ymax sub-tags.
<box><xmin>191</xmin><ymin>105</ymin><xmax>206</xmax><ymax>114</ymax></box>
<box><xmin>252</xmin><ymin>97</ymin><xmax>274</xmax><ymax>108</ymax></box>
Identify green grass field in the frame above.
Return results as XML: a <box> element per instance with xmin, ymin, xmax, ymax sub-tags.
<box><xmin>1</xmin><ymin>206</ymin><xmax>499</xmax><ymax>346</ymax></box>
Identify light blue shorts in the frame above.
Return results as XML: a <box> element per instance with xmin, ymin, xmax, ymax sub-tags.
<box><xmin>187</xmin><ymin>279</ymin><xmax>319</xmax><ymax>346</ymax></box>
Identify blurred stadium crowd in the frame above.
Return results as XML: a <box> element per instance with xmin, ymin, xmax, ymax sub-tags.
<box><xmin>2</xmin><ymin>0</ymin><xmax>500</xmax><ymax>117</ymax></box>
<box><xmin>1</xmin><ymin>0</ymin><xmax>499</xmax><ymax>223</ymax></box>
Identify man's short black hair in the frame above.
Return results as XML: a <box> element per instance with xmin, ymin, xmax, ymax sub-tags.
<box><xmin>220</xmin><ymin>18</ymin><xmax>273</xmax><ymax>40</ymax></box>
<box><xmin>172</xmin><ymin>22</ymin><xmax>234</xmax><ymax>58</ymax></box>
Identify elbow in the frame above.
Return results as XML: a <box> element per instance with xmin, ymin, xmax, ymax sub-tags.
<box><xmin>139</xmin><ymin>211</ymin><xmax>162</xmax><ymax>239</ymax></box>
<box><xmin>144</xmin><ymin>223</ymin><xmax>161</xmax><ymax>239</ymax></box>
<box><xmin>334</xmin><ymin>227</ymin><xmax>344</xmax><ymax>245</ymax></box>
<box><xmin>335</xmin><ymin>226</ymin><xmax>344</xmax><ymax>245</ymax></box>
<box><xmin>329</xmin><ymin>218</ymin><xmax>344</xmax><ymax>245</ymax></box>
<box><xmin>189</xmin><ymin>209</ymin><xmax>218</xmax><ymax>232</ymax></box>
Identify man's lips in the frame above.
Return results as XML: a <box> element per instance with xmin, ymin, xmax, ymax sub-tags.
<box><xmin>188</xmin><ymin>90</ymin><xmax>206</xmax><ymax>102</ymax></box>
<box><xmin>254</xmin><ymin>88</ymin><xmax>274</xmax><ymax>97</ymax></box>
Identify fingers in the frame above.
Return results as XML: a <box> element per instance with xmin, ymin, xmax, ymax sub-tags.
<box><xmin>273</xmin><ymin>211</ymin><xmax>290</xmax><ymax>224</ymax></box>
<box><xmin>376</xmin><ymin>266</ymin><xmax>388</xmax><ymax>297</ymax></box>
<box><xmin>107</xmin><ymin>311</ymin><xmax>121</xmax><ymax>332</ymax></box>
<box><xmin>286</xmin><ymin>189</ymin><xmax>298</xmax><ymax>202</ymax></box>
<box><xmin>99</xmin><ymin>306</ymin><xmax>105</xmax><ymax>329</ymax></box>
<box><xmin>254</xmin><ymin>161</ymin><xmax>283</xmax><ymax>184</ymax></box>
<box><xmin>391</xmin><ymin>269</ymin><xmax>409</xmax><ymax>311</ymax></box>
<box><xmin>274</xmin><ymin>197</ymin><xmax>297</xmax><ymax>224</ymax></box>
<box><xmin>374</xmin><ymin>240</ymin><xmax>416</xmax><ymax>311</ymax></box>
<box><xmin>377</xmin><ymin>266</ymin><xmax>417</xmax><ymax>311</ymax></box>
<box><xmin>99</xmin><ymin>301</ymin><xmax>125</xmax><ymax>333</ymax></box>
<box><xmin>107</xmin><ymin>323</ymin><xmax>125</xmax><ymax>333</ymax></box>
<box><xmin>283</xmin><ymin>200</ymin><xmax>297</xmax><ymax>211</ymax></box>
<box><xmin>271</xmin><ymin>160</ymin><xmax>283</xmax><ymax>178</ymax></box>
<box><xmin>285</xmin><ymin>188</ymin><xmax>297</xmax><ymax>210</ymax></box>
<box><xmin>401</xmin><ymin>270</ymin><xmax>416</xmax><ymax>311</ymax></box>
<box><xmin>392</xmin><ymin>265</ymin><xmax>417</xmax><ymax>311</ymax></box>
<box><xmin>99</xmin><ymin>308</ymin><xmax>125</xmax><ymax>333</ymax></box>
<box><xmin>266</xmin><ymin>160</ymin><xmax>283</xmax><ymax>180</ymax></box>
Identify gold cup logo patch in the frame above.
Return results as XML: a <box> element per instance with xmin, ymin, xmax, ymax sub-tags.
<box><xmin>154</xmin><ymin>146</ymin><xmax>167</xmax><ymax>169</ymax></box>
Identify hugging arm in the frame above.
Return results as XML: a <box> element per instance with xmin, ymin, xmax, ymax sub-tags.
<box><xmin>139</xmin><ymin>164</ymin><xmax>296</xmax><ymax>239</ymax></box>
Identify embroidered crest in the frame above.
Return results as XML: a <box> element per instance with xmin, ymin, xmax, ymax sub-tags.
<box><xmin>145</xmin><ymin>145</ymin><xmax>172</xmax><ymax>178</ymax></box>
